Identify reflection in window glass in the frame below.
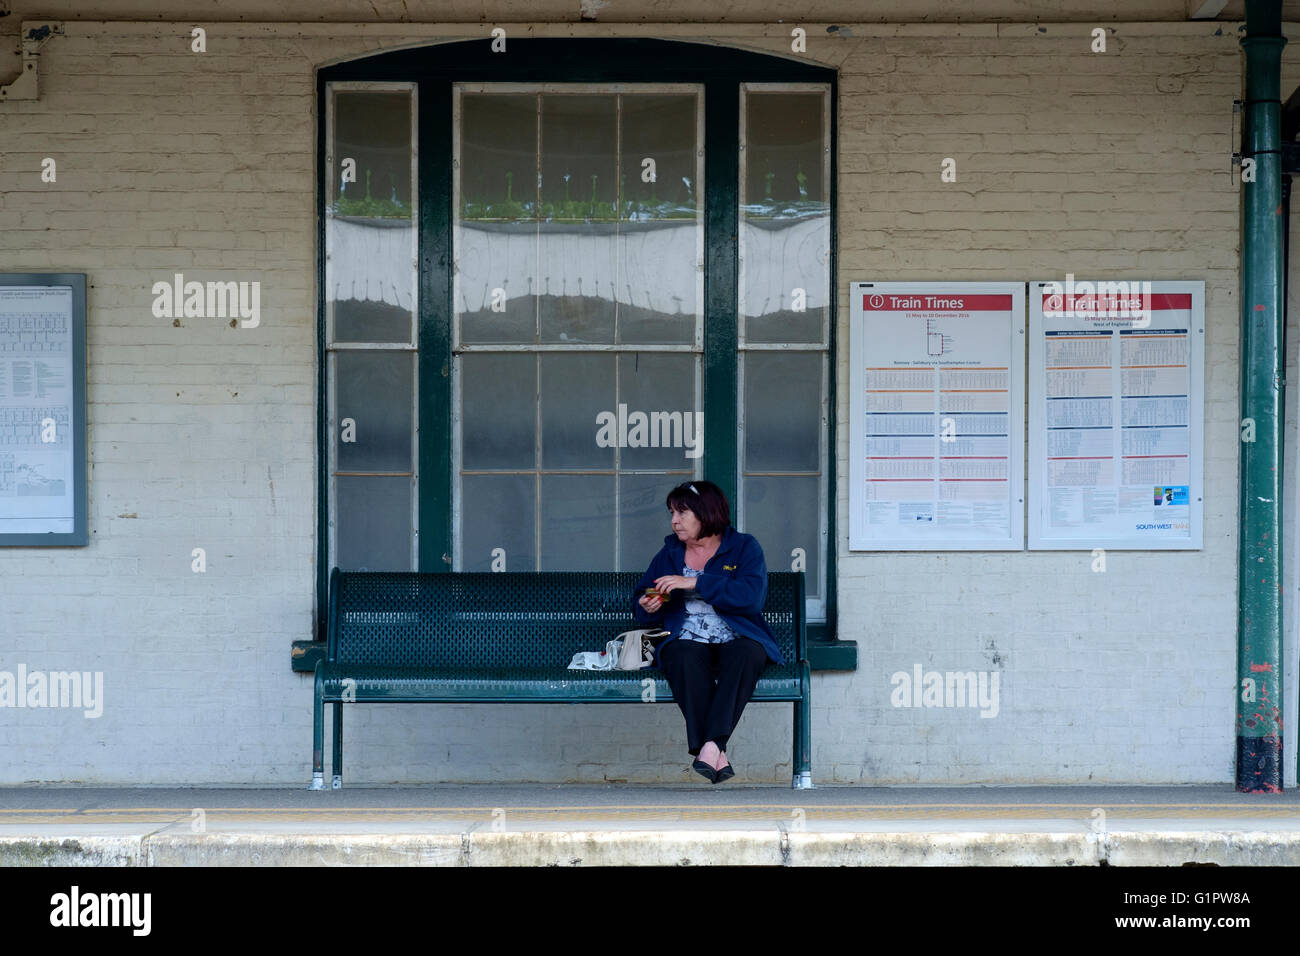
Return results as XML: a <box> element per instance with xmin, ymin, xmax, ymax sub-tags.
<box><xmin>740</xmin><ymin>91</ymin><xmax>828</xmax><ymax>346</ymax></box>
<box><xmin>327</xmin><ymin>89</ymin><xmax>416</xmax><ymax>344</ymax></box>
<box><xmin>619</xmin><ymin>95</ymin><xmax>697</xmax><ymax>345</ymax></box>
<box><xmin>455</xmin><ymin>86</ymin><xmax>703</xmax><ymax>572</ymax></box>
<box><xmin>739</xmin><ymin>86</ymin><xmax>829</xmax><ymax>614</ymax></box>
<box><xmin>327</xmin><ymin>83</ymin><xmax>418</xmax><ymax>574</ymax></box>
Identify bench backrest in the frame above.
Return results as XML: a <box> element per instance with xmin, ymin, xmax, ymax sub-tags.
<box><xmin>327</xmin><ymin>569</ymin><xmax>804</xmax><ymax>669</ymax></box>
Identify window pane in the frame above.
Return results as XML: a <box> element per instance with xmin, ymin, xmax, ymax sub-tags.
<box><xmin>539</xmin><ymin>474</ymin><xmax>615</xmax><ymax>570</ymax></box>
<box><xmin>335</xmin><ymin>476</ymin><xmax>412</xmax><ymax>571</ymax></box>
<box><xmin>743</xmin><ymin>351</ymin><xmax>821</xmax><ymax>472</ymax></box>
<box><xmin>743</xmin><ymin>92</ymin><xmax>825</xmax><ymax>204</ymax></box>
<box><xmin>620</xmin><ymin>472</ymin><xmax>687</xmax><ymax>571</ymax></box>
<box><xmin>457</xmin><ymin>221</ymin><xmax>538</xmax><ymax>344</ymax></box>
<box><xmin>461</xmin><ymin>353</ymin><xmax>536</xmax><ymax>470</ymax></box>
<box><xmin>539</xmin><ymin>94</ymin><xmax>617</xmax><ymax>342</ymax></box>
<box><xmin>617</xmin><ymin>352</ymin><xmax>699</xmax><ymax>469</ymax></box>
<box><xmin>540</xmin><ymin>94</ymin><xmax>617</xmax><ymax>217</ymax></box>
<box><xmin>616</xmin><ymin>222</ymin><xmax>697</xmax><ymax>345</ymax></box>
<box><xmin>461</xmin><ymin>93</ymin><xmax>538</xmax><ymax>220</ymax></box>
<box><xmin>459</xmin><ymin>93</ymin><xmax>538</xmax><ymax>344</ymax></box>
<box><xmin>538</xmin><ymin>221</ymin><xmax>616</xmax><ymax>343</ymax></box>
<box><xmin>744</xmin><ymin>475</ymin><xmax>820</xmax><ymax>601</ymax></box>
<box><xmin>462</xmin><ymin>474</ymin><xmax>536</xmax><ymax>571</ymax></box>
<box><xmin>328</xmin><ymin>89</ymin><xmax>415</xmax><ymax>344</ymax></box>
<box><xmin>741</xmin><ymin>90</ymin><xmax>828</xmax><ymax>345</ymax></box>
<box><xmin>618</xmin><ymin>94</ymin><xmax>698</xmax><ymax>345</ymax></box>
<box><xmin>335</xmin><ymin>350</ymin><xmax>413</xmax><ymax>473</ymax></box>
<box><xmin>620</xmin><ymin>95</ymin><xmax>697</xmax><ymax>219</ymax></box>
<box><xmin>540</xmin><ymin>353</ymin><xmax>615</xmax><ymax>470</ymax></box>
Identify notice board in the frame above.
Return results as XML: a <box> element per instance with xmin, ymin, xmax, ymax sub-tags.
<box><xmin>1027</xmin><ymin>279</ymin><xmax>1203</xmax><ymax>550</ymax></box>
<box><xmin>0</xmin><ymin>274</ymin><xmax>87</xmax><ymax>546</ymax></box>
<box><xmin>849</xmin><ymin>282</ymin><xmax>1025</xmax><ymax>551</ymax></box>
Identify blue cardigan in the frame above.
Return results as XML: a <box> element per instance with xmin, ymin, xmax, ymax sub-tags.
<box><xmin>631</xmin><ymin>524</ymin><xmax>786</xmax><ymax>667</ymax></box>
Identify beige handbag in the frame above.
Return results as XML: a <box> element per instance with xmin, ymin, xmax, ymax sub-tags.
<box><xmin>615</xmin><ymin>628</ymin><xmax>669</xmax><ymax>670</ymax></box>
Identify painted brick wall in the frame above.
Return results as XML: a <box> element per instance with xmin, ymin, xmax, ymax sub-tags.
<box><xmin>0</xmin><ymin>18</ymin><xmax>1272</xmax><ymax>785</ymax></box>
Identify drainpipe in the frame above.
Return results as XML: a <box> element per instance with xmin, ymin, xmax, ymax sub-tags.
<box><xmin>1237</xmin><ymin>0</ymin><xmax>1286</xmax><ymax>793</ymax></box>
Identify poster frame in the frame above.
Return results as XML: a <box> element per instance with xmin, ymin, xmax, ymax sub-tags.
<box><xmin>848</xmin><ymin>280</ymin><xmax>1025</xmax><ymax>552</ymax></box>
<box><xmin>1026</xmin><ymin>278</ymin><xmax>1204</xmax><ymax>551</ymax></box>
<box><xmin>0</xmin><ymin>273</ymin><xmax>88</xmax><ymax>547</ymax></box>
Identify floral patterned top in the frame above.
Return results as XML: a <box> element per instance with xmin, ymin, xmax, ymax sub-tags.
<box><xmin>678</xmin><ymin>564</ymin><xmax>737</xmax><ymax>645</ymax></box>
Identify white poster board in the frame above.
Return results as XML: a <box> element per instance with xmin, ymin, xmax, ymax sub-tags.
<box><xmin>1028</xmin><ymin>279</ymin><xmax>1204</xmax><ymax>550</ymax></box>
<box><xmin>0</xmin><ymin>277</ymin><xmax>86</xmax><ymax>544</ymax></box>
<box><xmin>849</xmin><ymin>282</ymin><xmax>1025</xmax><ymax>550</ymax></box>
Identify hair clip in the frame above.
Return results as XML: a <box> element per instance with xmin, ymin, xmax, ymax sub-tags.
<box><xmin>689</xmin><ymin>483</ymin><xmax>699</xmax><ymax>494</ymax></box>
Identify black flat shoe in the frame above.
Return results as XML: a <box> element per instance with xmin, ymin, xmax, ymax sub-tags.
<box><xmin>692</xmin><ymin>759</ymin><xmax>717</xmax><ymax>783</ymax></box>
<box><xmin>712</xmin><ymin>762</ymin><xmax>735</xmax><ymax>784</ymax></box>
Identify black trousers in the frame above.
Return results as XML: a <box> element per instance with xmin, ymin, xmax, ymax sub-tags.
<box><xmin>657</xmin><ymin>636</ymin><xmax>770</xmax><ymax>756</ymax></box>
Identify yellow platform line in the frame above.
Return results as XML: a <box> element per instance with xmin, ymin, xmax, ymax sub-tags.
<box><xmin>0</xmin><ymin>806</ymin><xmax>1294</xmax><ymax>816</ymax></box>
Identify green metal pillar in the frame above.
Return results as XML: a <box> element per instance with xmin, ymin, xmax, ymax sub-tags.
<box><xmin>1237</xmin><ymin>0</ymin><xmax>1286</xmax><ymax>793</ymax></box>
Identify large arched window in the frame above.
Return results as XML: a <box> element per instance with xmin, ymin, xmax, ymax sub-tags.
<box><xmin>314</xmin><ymin>38</ymin><xmax>842</xmax><ymax>657</ymax></box>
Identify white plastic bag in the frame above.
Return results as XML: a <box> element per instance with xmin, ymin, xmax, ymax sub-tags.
<box><xmin>567</xmin><ymin>638</ymin><xmax>623</xmax><ymax>670</ymax></box>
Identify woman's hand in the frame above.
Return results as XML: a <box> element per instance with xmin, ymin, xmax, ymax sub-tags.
<box><xmin>653</xmin><ymin>574</ymin><xmax>695</xmax><ymax>597</ymax></box>
<box><xmin>638</xmin><ymin>592</ymin><xmax>664</xmax><ymax>613</ymax></box>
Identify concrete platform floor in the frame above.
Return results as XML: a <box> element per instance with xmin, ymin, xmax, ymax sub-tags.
<box><xmin>2</xmin><ymin>783</ymin><xmax>1299</xmax><ymax>865</ymax></box>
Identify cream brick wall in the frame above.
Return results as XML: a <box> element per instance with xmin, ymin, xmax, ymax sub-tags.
<box><xmin>0</xmin><ymin>18</ymin><xmax>1278</xmax><ymax>785</ymax></box>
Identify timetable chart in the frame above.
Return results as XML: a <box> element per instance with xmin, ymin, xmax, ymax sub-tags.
<box><xmin>850</xmin><ymin>282</ymin><xmax>1024</xmax><ymax>550</ymax></box>
<box><xmin>0</xmin><ymin>286</ymin><xmax>76</xmax><ymax>533</ymax></box>
<box><xmin>1029</xmin><ymin>282</ymin><xmax>1202</xmax><ymax>549</ymax></box>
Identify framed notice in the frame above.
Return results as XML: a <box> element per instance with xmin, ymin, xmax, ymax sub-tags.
<box><xmin>0</xmin><ymin>274</ymin><xmax>87</xmax><ymax>546</ymax></box>
<box><xmin>849</xmin><ymin>282</ymin><xmax>1025</xmax><ymax>550</ymax></box>
<box><xmin>1028</xmin><ymin>279</ymin><xmax>1203</xmax><ymax>550</ymax></box>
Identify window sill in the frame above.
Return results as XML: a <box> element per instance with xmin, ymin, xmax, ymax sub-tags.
<box><xmin>807</xmin><ymin>622</ymin><xmax>857</xmax><ymax>671</ymax></box>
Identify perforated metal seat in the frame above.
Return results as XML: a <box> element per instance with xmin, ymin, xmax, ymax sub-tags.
<box><xmin>310</xmin><ymin>569</ymin><xmax>813</xmax><ymax>790</ymax></box>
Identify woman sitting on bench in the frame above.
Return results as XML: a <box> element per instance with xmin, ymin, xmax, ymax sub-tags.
<box><xmin>633</xmin><ymin>480</ymin><xmax>785</xmax><ymax>784</ymax></box>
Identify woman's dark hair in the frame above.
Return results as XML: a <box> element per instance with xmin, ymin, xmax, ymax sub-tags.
<box><xmin>665</xmin><ymin>480</ymin><xmax>730</xmax><ymax>538</ymax></box>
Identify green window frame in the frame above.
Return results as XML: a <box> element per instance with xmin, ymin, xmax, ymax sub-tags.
<box><xmin>314</xmin><ymin>38</ymin><xmax>853</xmax><ymax>667</ymax></box>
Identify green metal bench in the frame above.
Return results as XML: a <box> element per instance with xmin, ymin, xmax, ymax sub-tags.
<box><xmin>310</xmin><ymin>568</ymin><xmax>813</xmax><ymax>790</ymax></box>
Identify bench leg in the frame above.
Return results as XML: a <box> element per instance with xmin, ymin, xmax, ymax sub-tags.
<box><xmin>310</xmin><ymin>665</ymin><xmax>325</xmax><ymax>791</ymax></box>
<box><xmin>331</xmin><ymin>701</ymin><xmax>343</xmax><ymax>789</ymax></box>
<box><xmin>792</xmin><ymin>662</ymin><xmax>814</xmax><ymax>790</ymax></box>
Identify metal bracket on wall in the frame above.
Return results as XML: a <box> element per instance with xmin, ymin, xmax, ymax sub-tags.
<box><xmin>0</xmin><ymin>22</ymin><xmax>64</xmax><ymax>101</ymax></box>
